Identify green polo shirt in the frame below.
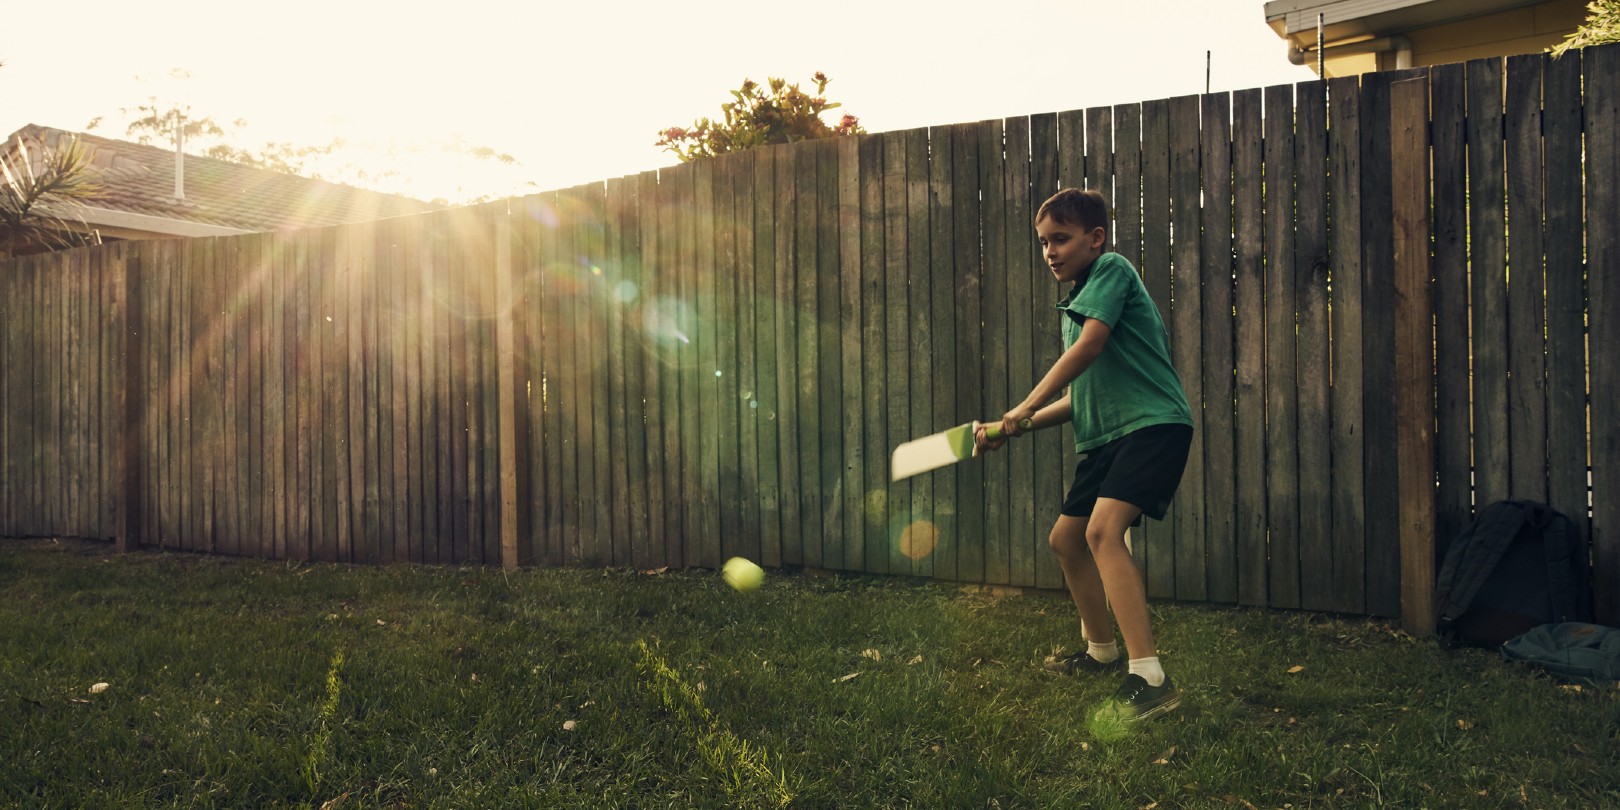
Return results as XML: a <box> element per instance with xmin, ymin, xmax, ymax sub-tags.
<box><xmin>1057</xmin><ymin>252</ymin><xmax>1193</xmax><ymax>452</ymax></box>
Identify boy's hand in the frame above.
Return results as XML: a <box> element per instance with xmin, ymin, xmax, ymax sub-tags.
<box><xmin>1001</xmin><ymin>408</ymin><xmax>1037</xmax><ymax>438</ymax></box>
<box><xmin>973</xmin><ymin>421</ymin><xmax>1008</xmax><ymax>453</ymax></box>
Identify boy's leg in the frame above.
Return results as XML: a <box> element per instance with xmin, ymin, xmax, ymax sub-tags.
<box><xmin>1085</xmin><ymin>497</ymin><xmax>1154</xmax><ymax>660</ymax></box>
<box><xmin>1048</xmin><ymin>514</ymin><xmax>1113</xmax><ymax>643</ymax></box>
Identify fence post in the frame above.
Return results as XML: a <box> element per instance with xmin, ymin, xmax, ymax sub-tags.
<box><xmin>1392</xmin><ymin>76</ymin><xmax>1435</xmax><ymax>635</ymax></box>
<box><xmin>114</xmin><ymin>248</ymin><xmax>143</xmax><ymax>553</ymax></box>
<box><xmin>495</xmin><ymin>210</ymin><xmax>521</xmax><ymax>569</ymax></box>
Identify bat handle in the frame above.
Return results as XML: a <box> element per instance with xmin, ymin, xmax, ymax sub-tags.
<box><xmin>981</xmin><ymin>417</ymin><xmax>1034</xmax><ymax>441</ymax></box>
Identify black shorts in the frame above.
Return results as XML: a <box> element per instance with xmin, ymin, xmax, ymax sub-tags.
<box><xmin>1061</xmin><ymin>423</ymin><xmax>1193</xmax><ymax>522</ymax></box>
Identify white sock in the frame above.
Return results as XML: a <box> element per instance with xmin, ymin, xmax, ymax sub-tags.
<box><xmin>1086</xmin><ymin>640</ymin><xmax>1119</xmax><ymax>663</ymax></box>
<box><xmin>1128</xmin><ymin>656</ymin><xmax>1166</xmax><ymax>687</ymax></box>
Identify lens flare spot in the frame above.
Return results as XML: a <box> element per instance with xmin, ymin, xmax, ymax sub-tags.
<box><xmin>524</xmin><ymin>198</ymin><xmax>560</xmax><ymax>228</ymax></box>
<box><xmin>641</xmin><ymin>297</ymin><xmax>695</xmax><ymax>346</ymax></box>
<box><xmin>591</xmin><ymin>265</ymin><xmax>603</xmax><ymax>276</ymax></box>
<box><xmin>749</xmin><ymin>400</ymin><xmax>759</xmax><ymax>409</ymax></box>
<box><xmin>714</xmin><ymin>370</ymin><xmax>723</xmax><ymax>378</ymax></box>
<box><xmin>613</xmin><ymin>281</ymin><xmax>639</xmax><ymax>303</ymax></box>
<box><xmin>863</xmin><ymin>491</ymin><xmax>889</xmax><ymax>524</ymax></box>
<box><xmin>898</xmin><ymin>521</ymin><xmax>939</xmax><ymax>561</ymax></box>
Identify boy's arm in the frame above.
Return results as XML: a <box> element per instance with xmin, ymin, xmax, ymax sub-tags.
<box><xmin>1003</xmin><ymin>318</ymin><xmax>1111</xmax><ymax>435</ymax></box>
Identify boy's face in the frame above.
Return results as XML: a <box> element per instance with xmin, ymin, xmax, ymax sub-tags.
<box><xmin>1036</xmin><ymin>216</ymin><xmax>1106</xmax><ymax>285</ymax></box>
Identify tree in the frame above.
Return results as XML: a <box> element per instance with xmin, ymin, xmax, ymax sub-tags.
<box><xmin>1</xmin><ymin>62</ymin><xmax>103</xmax><ymax>256</ymax></box>
<box><xmin>657</xmin><ymin>72</ymin><xmax>864</xmax><ymax>162</ymax></box>
<box><xmin>1553</xmin><ymin>0</ymin><xmax>1620</xmax><ymax>56</ymax></box>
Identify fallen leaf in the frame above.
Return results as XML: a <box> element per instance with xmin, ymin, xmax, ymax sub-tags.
<box><xmin>835</xmin><ymin>672</ymin><xmax>860</xmax><ymax>683</ymax></box>
<box><xmin>862</xmin><ymin>649</ymin><xmax>882</xmax><ymax>662</ymax></box>
<box><xmin>562</xmin><ymin>720</ymin><xmax>578</xmax><ymax>731</ymax></box>
<box><xmin>1456</xmin><ymin>719</ymin><xmax>1472</xmax><ymax>730</ymax></box>
<box><xmin>1287</xmin><ymin>665</ymin><xmax>1304</xmax><ymax>674</ymax></box>
<box><xmin>376</xmin><ymin>619</ymin><xmax>386</xmax><ymax>626</ymax></box>
<box><xmin>318</xmin><ymin>792</ymin><xmax>351</xmax><ymax>810</ymax></box>
<box><xmin>640</xmin><ymin>567</ymin><xmax>669</xmax><ymax>576</ymax></box>
<box><xmin>1559</xmin><ymin>684</ymin><xmax>1583</xmax><ymax>694</ymax></box>
<box><xmin>908</xmin><ymin>655</ymin><xmax>924</xmax><ymax>666</ymax></box>
<box><xmin>89</xmin><ymin>682</ymin><xmax>109</xmax><ymax>694</ymax></box>
<box><xmin>1152</xmin><ymin>745</ymin><xmax>1176</xmax><ymax>765</ymax></box>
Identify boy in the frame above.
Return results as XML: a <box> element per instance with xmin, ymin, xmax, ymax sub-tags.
<box><xmin>975</xmin><ymin>188</ymin><xmax>1194</xmax><ymax>723</ymax></box>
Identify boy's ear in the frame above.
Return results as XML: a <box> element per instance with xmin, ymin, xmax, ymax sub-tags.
<box><xmin>1090</xmin><ymin>226</ymin><xmax>1107</xmax><ymax>248</ymax></box>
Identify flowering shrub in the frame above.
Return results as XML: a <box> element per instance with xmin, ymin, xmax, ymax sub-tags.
<box><xmin>657</xmin><ymin>72</ymin><xmax>864</xmax><ymax>162</ymax></box>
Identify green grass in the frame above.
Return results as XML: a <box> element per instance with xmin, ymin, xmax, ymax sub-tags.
<box><xmin>3</xmin><ymin>538</ymin><xmax>1616</xmax><ymax>809</ymax></box>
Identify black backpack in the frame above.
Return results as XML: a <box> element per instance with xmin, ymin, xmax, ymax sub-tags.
<box><xmin>1434</xmin><ymin>500</ymin><xmax>1593</xmax><ymax>648</ymax></box>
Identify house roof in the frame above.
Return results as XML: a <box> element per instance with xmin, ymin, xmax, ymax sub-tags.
<box><xmin>5</xmin><ymin>124</ymin><xmax>443</xmax><ymax>237</ymax></box>
<box><xmin>1265</xmin><ymin>0</ymin><xmax>1547</xmax><ymax>42</ymax></box>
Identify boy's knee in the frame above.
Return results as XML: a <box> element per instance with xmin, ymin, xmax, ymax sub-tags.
<box><xmin>1084</xmin><ymin>524</ymin><xmax>1127</xmax><ymax>555</ymax></box>
<box><xmin>1049</xmin><ymin>525</ymin><xmax>1086</xmax><ymax>558</ymax></box>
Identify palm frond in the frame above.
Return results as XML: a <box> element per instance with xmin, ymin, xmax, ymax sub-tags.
<box><xmin>0</xmin><ymin>133</ymin><xmax>104</xmax><ymax>255</ymax></box>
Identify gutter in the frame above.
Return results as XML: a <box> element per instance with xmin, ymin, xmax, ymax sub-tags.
<box><xmin>70</xmin><ymin>205</ymin><xmax>256</xmax><ymax>238</ymax></box>
<box><xmin>1290</xmin><ymin>34</ymin><xmax>1415</xmax><ymax>70</ymax></box>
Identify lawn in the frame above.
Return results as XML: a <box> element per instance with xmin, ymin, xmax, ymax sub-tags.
<box><xmin>3</xmin><ymin>538</ymin><xmax>1616</xmax><ymax>808</ymax></box>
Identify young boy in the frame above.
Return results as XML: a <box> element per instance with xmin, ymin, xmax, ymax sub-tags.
<box><xmin>975</xmin><ymin>188</ymin><xmax>1194</xmax><ymax>723</ymax></box>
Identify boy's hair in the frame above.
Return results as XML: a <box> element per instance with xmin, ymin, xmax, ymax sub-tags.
<box><xmin>1036</xmin><ymin>188</ymin><xmax>1110</xmax><ymax>236</ymax></box>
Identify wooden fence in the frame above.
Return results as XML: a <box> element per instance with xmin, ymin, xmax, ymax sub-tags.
<box><xmin>3</xmin><ymin>46</ymin><xmax>1616</xmax><ymax>629</ymax></box>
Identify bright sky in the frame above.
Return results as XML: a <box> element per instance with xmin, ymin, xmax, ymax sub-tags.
<box><xmin>2</xmin><ymin>0</ymin><xmax>1315</xmax><ymax>203</ymax></box>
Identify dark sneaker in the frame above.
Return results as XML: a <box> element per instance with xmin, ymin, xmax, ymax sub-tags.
<box><xmin>1096</xmin><ymin>673</ymin><xmax>1181</xmax><ymax>723</ymax></box>
<box><xmin>1043</xmin><ymin>649</ymin><xmax>1125</xmax><ymax>675</ymax></box>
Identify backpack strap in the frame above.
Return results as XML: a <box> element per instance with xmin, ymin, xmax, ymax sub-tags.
<box><xmin>1435</xmin><ymin>501</ymin><xmax>1529</xmax><ymax>638</ymax></box>
<box><xmin>1530</xmin><ymin>502</ymin><xmax>1591</xmax><ymax>623</ymax></box>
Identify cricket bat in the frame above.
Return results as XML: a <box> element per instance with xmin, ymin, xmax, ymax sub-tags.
<box><xmin>890</xmin><ymin>418</ymin><xmax>1031</xmax><ymax>481</ymax></box>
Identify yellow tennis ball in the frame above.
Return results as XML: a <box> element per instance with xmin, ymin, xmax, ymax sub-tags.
<box><xmin>723</xmin><ymin>557</ymin><xmax>765</xmax><ymax>591</ymax></box>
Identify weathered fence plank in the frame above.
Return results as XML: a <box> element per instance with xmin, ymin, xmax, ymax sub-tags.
<box><xmin>1467</xmin><ymin>56</ymin><xmax>1511</xmax><ymax>509</ymax></box>
<box><xmin>1168</xmin><ymin>93</ymin><xmax>1206</xmax><ymax>603</ymax></box>
<box><xmin>1295</xmin><ymin>80</ymin><xmax>1334</xmax><ymax>613</ymax></box>
<box><xmin>1263</xmin><ymin>82</ymin><xmax>1301</xmax><ymax>610</ymax></box>
<box><xmin>979</xmin><ymin>119</ymin><xmax>1010</xmax><ymax>585</ymax></box>
<box><xmin>754</xmin><ymin>147</ymin><xmax>783</xmax><ymax>569</ymax></box>
<box><xmin>1430</xmin><ymin>63</ymin><xmax>1472</xmax><ymax>556</ymax></box>
<box><xmin>857</xmin><ymin>135</ymin><xmax>887</xmax><ymax>576</ymax></box>
<box><xmin>1362</xmin><ymin>69</ymin><xmax>1403</xmax><ymax>618</ymax></box>
<box><xmin>1392</xmin><ymin>73</ymin><xmax>1436</xmax><ymax>636</ymax></box>
<box><xmin>1030</xmin><ymin>111</ymin><xmax>1064</xmax><ymax>591</ymax></box>
<box><xmin>1328</xmin><ymin>75</ymin><xmax>1367</xmax><ymax>615</ymax></box>
<box><xmin>951</xmin><ymin>123</ymin><xmax>986</xmax><ymax>585</ymax></box>
<box><xmin>1139</xmin><ymin>97</ymin><xmax>1174</xmax><ymax>599</ymax></box>
<box><xmin>837</xmin><ymin>137</ymin><xmax>864</xmax><ymax>573</ymax></box>
<box><xmin>1005</xmin><ymin>115</ymin><xmax>1035</xmax><ymax>587</ymax></box>
<box><xmin>1201</xmin><ymin>91</ymin><xmax>1237</xmax><ymax>605</ymax></box>
<box><xmin>773</xmin><ymin>148</ymin><xmax>802</xmax><ymax>568</ymax></box>
<box><xmin>1233</xmin><ymin>87</ymin><xmax>1267</xmax><ymax>607</ymax></box>
<box><xmin>1587</xmin><ymin>43</ymin><xmax>1620</xmax><ymax>625</ymax></box>
<box><xmin>1544</xmin><ymin>49</ymin><xmax>1589</xmax><ymax>548</ymax></box>
<box><xmin>712</xmin><ymin>159</ymin><xmax>741</xmax><ymax>569</ymax></box>
<box><xmin>1506</xmin><ymin>54</ymin><xmax>1549</xmax><ymax>505</ymax></box>
<box><xmin>929</xmin><ymin>126</ymin><xmax>959</xmax><ymax>582</ymax></box>
<box><xmin>819</xmin><ymin>137</ymin><xmax>846</xmax><ymax>573</ymax></box>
